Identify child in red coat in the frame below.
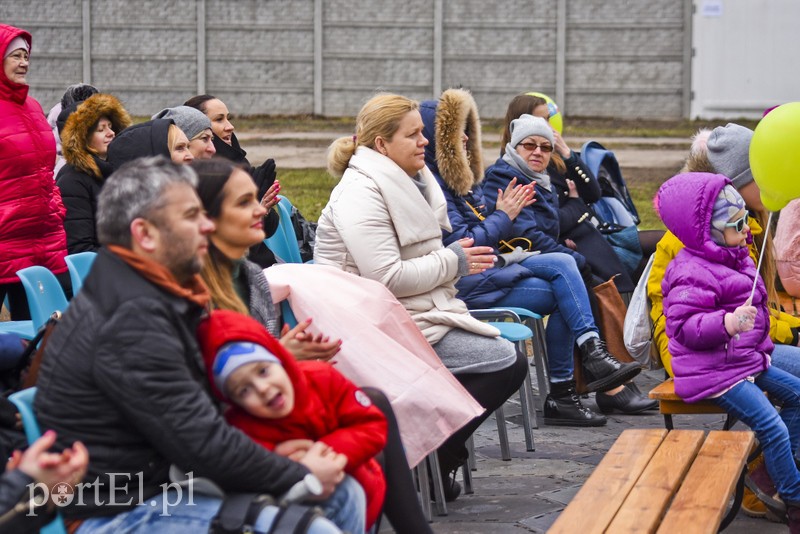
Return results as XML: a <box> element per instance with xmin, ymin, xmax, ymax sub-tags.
<box><xmin>197</xmin><ymin>309</ymin><xmax>388</xmax><ymax>530</ymax></box>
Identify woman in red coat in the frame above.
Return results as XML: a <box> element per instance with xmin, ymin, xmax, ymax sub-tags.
<box><xmin>0</xmin><ymin>24</ymin><xmax>69</xmax><ymax>318</ymax></box>
<box><xmin>199</xmin><ymin>309</ymin><xmax>388</xmax><ymax>531</ymax></box>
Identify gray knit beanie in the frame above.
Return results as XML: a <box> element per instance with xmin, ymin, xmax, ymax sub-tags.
<box><xmin>707</xmin><ymin>123</ymin><xmax>754</xmax><ymax>189</ymax></box>
<box><xmin>509</xmin><ymin>114</ymin><xmax>554</xmax><ymax>148</ymax></box>
<box><xmin>151</xmin><ymin>106</ymin><xmax>211</xmax><ymax>141</ymax></box>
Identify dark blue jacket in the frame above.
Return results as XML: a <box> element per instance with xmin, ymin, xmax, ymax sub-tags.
<box><xmin>420</xmin><ymin>97</ymin><xmax>538</xmax><ymax>308</ymax></box>
<box><xmin>483</xmin><ymin>157</ymin><xmax>586</xmax><ymax>268</ymax></box>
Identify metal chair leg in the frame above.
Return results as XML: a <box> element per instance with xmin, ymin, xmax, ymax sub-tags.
<box><xmin>494</xmin><ymin>405</ymin><xmax>512</xmax><ymax>461</ymax></box>
<box><xmin>414</xmin><ymin>458</ymin><xmax>433</xmax><ymax>522</ymax></box>
<box><xmin>517</xmin><ymin>341</ymin><xmax>535</xmax><ymax>451</ymax></box>
<box><xmin>462</xmin><ymin>436</ymin><xmax>474</xmax><ymax>494</ymax></box>
<box><xmin>427</xmin><ymin>451</ymin><xmax>448</xmax><ymax>516</ymax></box>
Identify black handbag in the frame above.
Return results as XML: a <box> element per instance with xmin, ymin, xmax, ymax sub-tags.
<box><xmin>209</xmin><ymin>493</ymin><xmax>323</xmax><ymax>534</ymax></box>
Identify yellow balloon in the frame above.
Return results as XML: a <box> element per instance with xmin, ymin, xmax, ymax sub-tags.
<box><xmin>750</xmin><ymin>102</ymin><xmax>800</xmax><ymax>211</ymax></box>
<box><xmin>526</xmin><ymin>92</ymin><xmax>563</xmax><ymax>134</ymax></box>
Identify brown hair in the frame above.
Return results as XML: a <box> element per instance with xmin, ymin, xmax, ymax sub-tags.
<box><xmin>191</xmin><ymin>158</ymin><xmax>249</xmax><ymax>315</ymax></box>
<box><xmin>327</xmin><ymin>93</ymin><xmax>419</xmax><ymax>177</ymax></box>
<box><xmin>500</xmin><ymin>94</ymin><xmax>565</xmax><ymax>173</ymax></box>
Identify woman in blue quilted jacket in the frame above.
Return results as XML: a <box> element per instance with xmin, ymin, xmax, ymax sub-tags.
<box><xmin>421</xmin><ymin>89</ymin><xmax>645</xmax><ymax>426</ymax></box>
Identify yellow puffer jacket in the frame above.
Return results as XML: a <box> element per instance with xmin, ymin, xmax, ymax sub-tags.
<box><xmin>647</xmin><ymin>217</ymin><xmax>800</xmax><ymax>376</ymax></box>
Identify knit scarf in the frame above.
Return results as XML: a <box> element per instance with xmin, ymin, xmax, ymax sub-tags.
<box><xmin>502</xmin><ymin>143</ymin><xmax>551</xmax><ymax>191</ymax></box>
<box><xmin>108</xmin><ymin>245</ymin><xmax>211</xmax><ymax>308</ymax></box>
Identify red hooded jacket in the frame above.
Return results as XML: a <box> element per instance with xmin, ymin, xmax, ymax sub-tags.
<box><xmin>0</xmin><ymin>24</ymin><xmax>67</xmax><ymax>284</ymax></box>
<box><xmin>198</xmin><ymin>310</ymin><xmax>387</xmax><ymax>527</ymax></box>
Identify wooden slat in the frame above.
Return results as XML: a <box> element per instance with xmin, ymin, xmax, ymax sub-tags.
<box><xmin>648</xmin><ymin>378</ymin><xmax>680</xmax><ymax>400</ymax></box>
<box><xmin>657</xmin><ymin>431</ymin><xmax>754</xmax><ymax>534</ymax></box>
<box><xmin>657</xmin><ymin>400</ymin><xmax>726</xmax><ymax>415</ymax></box>
<box><xmin>649</xmin><ymin>379</ymin><xmax>726</xmax><ymax>414</ymax></box>
<box><xmin>606</xmin><ymin>430</ymin><xmax>705</xmax><ymax>533</ymax></box>
<box><xmin>549</xmin><ymin>429</ymin><xmax>668</xmax><ymax>534</ymax></box>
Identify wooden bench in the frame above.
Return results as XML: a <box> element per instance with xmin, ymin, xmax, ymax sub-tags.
<box><xmin>648</xmin><ymin>378</ymin><xmax>733</xmax><ymax>430</ymax></box>
<box><xmin>549</xmin><ymin>428</ymin><xmax>754</xmax><ymax>533</ymax></box>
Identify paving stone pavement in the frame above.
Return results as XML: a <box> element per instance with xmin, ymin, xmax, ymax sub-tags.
<box><xmin>381</xmin><ymin>368</ymin><xmax>789</xmax><ymax>533</ymax></box>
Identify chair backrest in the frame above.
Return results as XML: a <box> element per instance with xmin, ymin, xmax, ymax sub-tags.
<box><xmin>8</xmin><ymin>387</ymin><xmax>69</xmax><ymax>534</ymax></box>
<box><xmin>264</xmin><ymin>195</ymin><xmax>304</xmax><ymax>264</ymax></box>
<box><xmin>16</xmin><ymin>266</ymin><xmax>69</xmax><ymax>332</ymax></box>
<box><xmin>64</xmin><ymin>252</ymin><xmax>97</xmax><ymax>295</ymax></box>
<box><xmin>8</xmin><ymin>387</ymin><xmax>40</xmax><ymax>445</ymax></box>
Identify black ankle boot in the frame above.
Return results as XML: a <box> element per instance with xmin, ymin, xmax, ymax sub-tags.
<box><xmin>544</xmin><ymin>379</ymin><xmax>607</xmax><ymax>427</ymax></box>
<box><xmin>580</xmin><ymin>338</ymin><xmax>641</xmax><ymax>392</ymax></box>
<box><xmin>595</xmin><ymin>383</ymin><xmax>658</xmax><ymax>414</ymax></box>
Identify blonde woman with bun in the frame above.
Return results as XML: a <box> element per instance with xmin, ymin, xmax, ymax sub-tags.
<box><xmin>315</xmin><ymin>93</ymin><xmax>528</xmax><ymax>501</ymax></box>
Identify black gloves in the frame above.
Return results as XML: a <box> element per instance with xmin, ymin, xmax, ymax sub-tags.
<box><xmin>251</xmin><ymin>158</ymin><xmax>277</xmax><ymax>201</ymax></box>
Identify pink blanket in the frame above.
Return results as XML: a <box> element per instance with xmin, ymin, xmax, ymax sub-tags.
<box><xmin>264</xmin><ymin>263</ymin><xmax>483</xmax><ymax>467</ymax></box>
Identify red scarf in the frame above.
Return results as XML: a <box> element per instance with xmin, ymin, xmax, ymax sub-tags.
<box><xmin>108</xmin><ymin>245</ymin><xmax>210</xmax><ymax>308</ymax></box>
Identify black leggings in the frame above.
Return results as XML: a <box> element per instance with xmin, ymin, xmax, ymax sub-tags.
<box><xmin>436</xmin><ymin>352</ymin><xmax>529</xmax><ymax>473</ymax></box>
<box><xmin>361</xmin><ymin>388</ymin><xmax>433</xmax><ymax>534</ymax></box>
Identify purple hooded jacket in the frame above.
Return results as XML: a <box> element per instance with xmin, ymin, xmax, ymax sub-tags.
<box><xmin>659</xmin><ymin>172</ymin><xmax>772</xmax><ymax>403</ymax></box>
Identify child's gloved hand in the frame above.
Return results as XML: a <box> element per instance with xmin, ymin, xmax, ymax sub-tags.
<box><xmin>725</xmin><ymin>301</ymin><xmax>757</xmax><ymax>336</ymax></box>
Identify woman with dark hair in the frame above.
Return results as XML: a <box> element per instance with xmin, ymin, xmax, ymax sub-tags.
<box><xmin>186</xmin><ymin>94</ymin><xmax>282</xmax><ymax>267</ymax></box>
<box><xmin>191</xmin><ymin>158</ymin><xmax>433</xmax><ymax>533</ymax></box>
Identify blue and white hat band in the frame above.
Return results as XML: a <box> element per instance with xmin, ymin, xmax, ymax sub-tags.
<box><xmin>213</xmin><ymin>342</ymin><xmax>280</xmax><ymax>393</ymax></box>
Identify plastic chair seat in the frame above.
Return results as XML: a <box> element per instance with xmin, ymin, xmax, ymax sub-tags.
<box><xmin>0</xmin><ymin>320</ymin><xmax>35</xmax><ymax>340</ymax></box>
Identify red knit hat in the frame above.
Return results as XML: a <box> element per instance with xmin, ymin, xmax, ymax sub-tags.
<box><xmin>196</xmin><ymin>310</ymin><xmax>303</xmax><ymax>401</ymax></box>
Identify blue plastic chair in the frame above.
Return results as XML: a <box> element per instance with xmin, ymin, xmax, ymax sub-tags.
<box><xmin>16</xmin><ymin>266</ymin><xmax>69</xmax><ymax>333</ymax></box>
<box><xmin>64</xmin><ymin>252</ymin><xmax>97</xmax><ymax>296</ymax></box>
<box><xmin>0</xmin><ymin>295</ymin><xmax>35</xmax><ymax>340</ymax></box>
<box><xmin>8</xmin><ymin>388</ymin><xmax>68</xmax><ymax>534</ymax></box>
<box><xmin>264</xmin><ymin>196</ymin><xmax>304</xmax><ymax>264</ymax></box>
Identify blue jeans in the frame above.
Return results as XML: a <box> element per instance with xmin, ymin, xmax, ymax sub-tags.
<box><xmin>771</xmin><ymin>343</ymin><xmax>800</xmax><ymax>379</ymax></box>
<box><xmin>494</xmin><ymin>252</ymin><xmax>597</xmax><ymax>381</ymax></box>
<box><xmin>77</xmin><ymin>475</ymin><xmax>365</xmax><ymax>534</ymax></box>
<box><xmin>713</xmin><ymin>366</ymin><xmax>800</xmax><ymax>505</ymax></box>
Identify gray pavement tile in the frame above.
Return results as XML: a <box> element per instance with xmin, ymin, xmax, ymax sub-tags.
<box><xmin>519</xmin><ymin>509</ymin><xmax>562</xmax><ymax>533</ymax></box>
<box><xmin>437</xmin><ymin>494</ymin><xmax>562</xmax><ymax>523</ymax></box>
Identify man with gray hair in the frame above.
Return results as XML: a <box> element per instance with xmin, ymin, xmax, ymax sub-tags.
<box><xmin>34</xmin><ymin>157</ymin><xmax>362</xmax><ymax>533</ymax></box>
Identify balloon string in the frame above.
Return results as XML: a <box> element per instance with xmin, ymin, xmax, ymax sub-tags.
<box><xmin>750</xmin><ymin>210</ymin><xmax>774</xmax><ymax>303</ymax></box>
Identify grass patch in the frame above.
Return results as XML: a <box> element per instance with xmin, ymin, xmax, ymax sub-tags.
<box><xmin>278</xmin><ymin>166</ymin><xmax>668</xmax><ymax>232</ymax></box>
<box><xmin>277</xmin><ymin>168</ymin><xmax>338</xmax><ymax>220</ymax></box>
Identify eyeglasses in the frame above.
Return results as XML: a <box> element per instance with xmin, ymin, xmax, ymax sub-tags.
<box><xmin>517</xmin><ymin>142</ymin><xmax>553</xmax><ymax>153</ymax></box>
<box><xmin>725</xmin><ymin>213</ymin><xmax>749</xmax><ymax>233</ymax></box>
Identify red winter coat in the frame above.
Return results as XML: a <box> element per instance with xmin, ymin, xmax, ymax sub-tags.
<box><xmin>198</xmin><ymin>310</ymin><xmax>388</xmax><ymax>528</ymax></box>
<box><xmin>0</xmin><ymin>25</ymin><xmax>67</xmax><ymax>284</ymax></box>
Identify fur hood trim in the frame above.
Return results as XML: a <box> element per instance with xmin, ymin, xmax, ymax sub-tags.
<box><xmin>435</xmin><ymin>89</ymin><xmax>483</xmax><ymax>196</ymax></box>
<box><xmin>61</xmin><ymin>93</ymin><xmax>132</xmax><ymax>179</ymax></box>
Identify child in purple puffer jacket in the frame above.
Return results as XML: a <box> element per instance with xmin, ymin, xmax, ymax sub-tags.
<box><xmin>659</xmin><ymin>172</ymin><xmax>800</xmax><ymax>530</ymax></box>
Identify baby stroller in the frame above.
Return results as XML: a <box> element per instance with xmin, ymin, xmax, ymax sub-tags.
<box><xmin>580</xmin><ymin>141</ymin><xmax>643</xmax><ymax>280</ymax></box>
<box><xmin>581</xmin><ymin>141</ymin><xmax>640</xmax><ymax>228</ymax></box>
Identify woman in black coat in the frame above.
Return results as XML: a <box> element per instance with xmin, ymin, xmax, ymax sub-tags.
<box><xmin>56</xmin><ymin>93</ymin><xmax>132</xmax><ymax>253</ymax></box>
<box><xmin>185</xmin><ymin>94</ymin><xmax>281</xmax><ymax>267</ymax></box>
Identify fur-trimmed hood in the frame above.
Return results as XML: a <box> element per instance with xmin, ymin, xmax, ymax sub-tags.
<box><xmin>61</xmin><ymin>93</ymin><xmax>132</xmax><ymax>179</ymax></box>
<box><xmin>420</xmin><ymin>88</ymin><xmax>483</xmax><ymax>196</ymax></box>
